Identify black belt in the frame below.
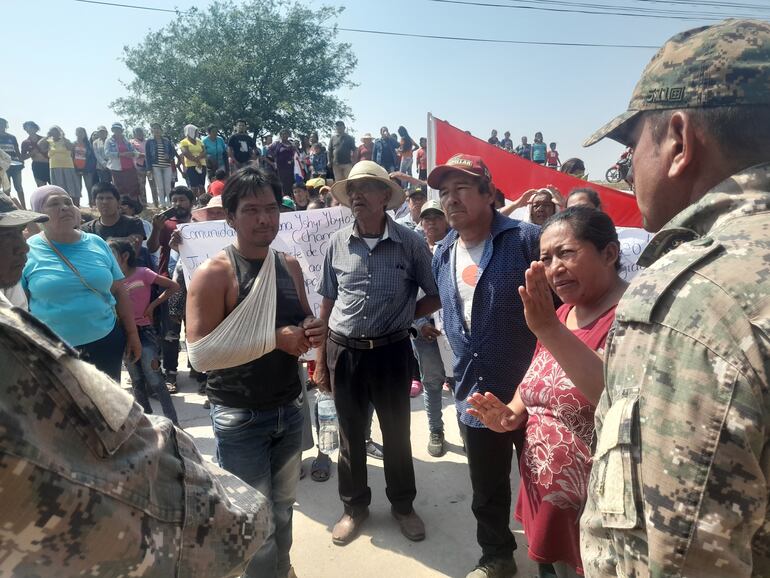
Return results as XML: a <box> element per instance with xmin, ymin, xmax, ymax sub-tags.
<box><xmin>329</xmin><ymin>329</ymin><xmax>410</xmax><ymax>350</ymax></box>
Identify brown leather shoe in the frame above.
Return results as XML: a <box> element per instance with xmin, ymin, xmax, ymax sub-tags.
<box><xmin>391</xmin><ymin>507</ymin><xmax>426</xmax><ymax>541</ymax></box>
<box><xmin>331</xmin><ymin>509</ymin><xmax>369</xmax><ymax>546</ymax></box>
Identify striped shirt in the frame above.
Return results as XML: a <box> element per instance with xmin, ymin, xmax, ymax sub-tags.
<box><xmin>155</xmin><ymin>137</ymin><xmax>170</xmax><ymax>167</ymax></box>
<box><xmin>318</xmin><ymin>215</ymin><xmax>438</xmax><ymax>338</ymax></box>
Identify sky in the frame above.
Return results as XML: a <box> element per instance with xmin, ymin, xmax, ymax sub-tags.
<box><xmin>4</xmin><ymin>0</ymin><xmax>767</xmax><ymax>197</ymax></box>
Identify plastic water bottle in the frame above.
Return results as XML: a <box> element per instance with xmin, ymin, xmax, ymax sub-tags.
<box><xmin>317</xmin><ymin>393</ymin><xmax>339</xmax><ymax>457</ymax></box>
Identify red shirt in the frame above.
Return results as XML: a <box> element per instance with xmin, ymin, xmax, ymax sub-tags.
<box><xmin>208</xmin><ymin>180</ymin><xmax>225</xmax><ymax>196</ymax></box>
<box><xmin>157</xmin><ymin>217</ymin><xmax>188</xmax><ymax>277</ymax></box>
<box><xmin>546</xmin><ymin>150</ymin><xmax>559</xmax><ymax>166</ymax></box>
<box><xmin>416</xmin><ymin>148</ymin><xmax>427</xmax><ymax>171</ymax></box>
<box><xmin>117</xmin><ymin>138</ymin><xmax>135</xmax><ymax>171</ymax></box>
<box><xmin>357</xmin><ymin>144</ymin><xmax>372</xmax><ymax>162</ymax></box>
<box><xmin>515</xmin><ymin>304</ymin><xmax>616</xmax><ymax>573</ymax></box>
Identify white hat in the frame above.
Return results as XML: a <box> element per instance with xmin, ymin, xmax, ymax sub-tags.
<box><xmin>330</xmin><ymin>161</ymin><xmax>405</xmax><ymax>210</ymax></box>
<box><xmin>419</xmin><ymin>199</ymin><xmax>444</xmax><ymax>219</ymax></box>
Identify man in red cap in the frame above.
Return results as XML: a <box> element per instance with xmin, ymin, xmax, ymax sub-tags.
<box><xmin>428</xmin><ymin>154</ymin><xmax>541</xmax><ymax>578</ymax></box>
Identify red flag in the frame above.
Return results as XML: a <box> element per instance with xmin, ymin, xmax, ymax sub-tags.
<box><xmin>428</xmin><ymin>115</ymin><xmax>642</xmax><ymax>227</ymax></box>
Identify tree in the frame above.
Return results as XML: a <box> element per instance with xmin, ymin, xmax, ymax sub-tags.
<box><xmin>111</xmin><ymin>0</ymin><xmax>357</xmax><ymax>139</ymax></box>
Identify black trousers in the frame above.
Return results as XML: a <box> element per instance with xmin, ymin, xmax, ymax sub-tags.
<box><xmin>327</xmin><ymin>337</ymin><xmax>416</xmax><ymax>516</ymax></box>
<box><xmin>459</xmin><ymin>420</ymin><xmax>525</xmax><ymax>562</ymax></box>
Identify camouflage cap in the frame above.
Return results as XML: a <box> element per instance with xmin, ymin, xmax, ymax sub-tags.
<box><xmin>584</xmin><ymin>19</ymin><xmax>770</xmax><ymax>147</ymax></box>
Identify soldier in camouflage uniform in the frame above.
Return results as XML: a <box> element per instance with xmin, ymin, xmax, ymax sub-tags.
<box><xmin>580</xmin><ymin>19</ymin><xmax>770</xmax><ymax>577</ymax></box>
<box><xmin>0</xmin><ymin>192</ymin><xmax>271</xmax><ymax>577</ymax></box>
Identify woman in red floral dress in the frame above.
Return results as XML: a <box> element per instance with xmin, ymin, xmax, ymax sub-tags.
<box><xmin>468</xmin><ymin>207</ymin><xmax>628</xmax><ymax>577</ymax></box>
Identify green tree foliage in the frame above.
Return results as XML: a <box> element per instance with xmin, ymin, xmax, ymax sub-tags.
<box><xmin>112</xmin><ymin>0</ymin><xmax>356</xmax><ymax>138</ymax></box>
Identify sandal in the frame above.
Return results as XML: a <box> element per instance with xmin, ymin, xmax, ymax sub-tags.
<box><xmin>311</xmin><ymin>453</ymin><xmax>331</xmax><ymax>482</ymax></box>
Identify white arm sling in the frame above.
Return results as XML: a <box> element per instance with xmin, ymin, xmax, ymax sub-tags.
<box><xmin>187</xmin><ymin>249</ymin><xmax>277</xmax><ymax>372</ymax></box>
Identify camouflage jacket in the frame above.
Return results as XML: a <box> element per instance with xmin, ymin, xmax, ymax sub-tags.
<box><xmin>581</xmin><ymin>163</ymin><xmax>770</xmax><ymax>577</ymax></box>
<box><xmin>0</xmin><ymin>302</ymin><xmax>271</xmax><ymax>577</ymax></box>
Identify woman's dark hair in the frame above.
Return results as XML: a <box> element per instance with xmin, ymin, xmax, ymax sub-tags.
<box><xmin>567</xmin><ymin>187</ymin><xmax>602</xmax><ymax>210</ymax></box>
<box><xmin>120</xmin><ymin>195</ymin><xmax>143</xmax><ymax>214</ymax></box>
<box><xmin>542</xmin><ymin>206</ymin><xmax>621</xmax><ymax>271</ymax></box>
<box><xmin>561</xmin><ymin>157</ymin><xmax>586</xmax><ymax>176</ymax></box>
<box><xmin>398</xmin><ymin>126</ymin><xmax>413</xmax><ymax>150</ymax></box>
<box><xmin>207</xmin><ymin>124</ymin><xmax>217</xmax><ymax>133</ymax></box>
<box><xmin>108</xmin><ymin>238</ymin><xmax>137</xmax><ymax>268</ymax></box>
<box><xmin>23</xmin><ymin>121</ymin><xmax>40</xmax><ymax>132</ymax></box>
<box><xmin>92</xmin><ymin>181</ymin><xmax>120</xmax><ymax>201</ymax></box>
<box><xmin>170</xmin><ymin>185</ymin><xmax>195</xmax><ymax>204</ymax></box>
<box><xmin>221</xmin><ymin>165</ymin><xmax>282</xmax><ymax>214</ymax></box>
<box><xmin>214</xmin><ymin>168</ymin><xmax>227</xmax><ymax>180</ymax></box>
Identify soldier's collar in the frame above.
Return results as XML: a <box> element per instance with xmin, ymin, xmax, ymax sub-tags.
<box><xmin>638</xmin><ymin>162</ymin><xmax>770</xmax><ymax>268</ymax></box>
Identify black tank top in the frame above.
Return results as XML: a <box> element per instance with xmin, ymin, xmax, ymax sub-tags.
<box><xmin>206</xmin><ymin>246</ymin><xmax>306</xmax><ymax>410</ymax></box>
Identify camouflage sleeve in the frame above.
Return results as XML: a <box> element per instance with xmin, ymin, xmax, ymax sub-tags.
<box><xmin>0</xmin><ymin>305</ymin><xmax>270</xmax><ymax>577</ymax></box>
<box><xmin>583</xmin><ymin>318</ymin><xmax>770</xmax><ymax>578</ymax></box>
<box><xmin>580</xmin><ymin>326</ymin><xmax>622</xmax><ymax>577</ymax></box>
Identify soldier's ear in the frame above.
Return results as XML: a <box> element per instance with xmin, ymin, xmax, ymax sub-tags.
<box><xmin>666</xmin><ymin>111</ymin><xmax>695</xmax><ymax>180</ymax></box>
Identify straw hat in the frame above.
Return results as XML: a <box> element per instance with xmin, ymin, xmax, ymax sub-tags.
<box><xmin>330</xmin><ymin>160</ymin><xmax>405</xmax><ymax>210</ymax></box>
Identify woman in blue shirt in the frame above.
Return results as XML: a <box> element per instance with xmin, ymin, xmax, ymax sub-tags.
<box><xmin>22</xmin><ymin>185</ymin><xmax>141</xmax><ymax>380</ymax></box>
<box><xmin>203</xmin><ymin>125</ymin><xmax>229</xmax><ymax>182</ymax></box>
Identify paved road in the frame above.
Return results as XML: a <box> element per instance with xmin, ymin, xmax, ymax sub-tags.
<box><xmin>125</xmin><ymin>362</ymin><xmax>538</xmax><ymax>578</ymax></box>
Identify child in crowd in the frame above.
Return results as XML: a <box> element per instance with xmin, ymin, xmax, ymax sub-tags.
<box><xmin>532</xmin><ymin>132</ymin><xmax>548</xmax><ymax>165</ymax></box>
<box><xmin>309</xmin><ymin>143</ymin><xmax>328</xmax><ymax>177</ymax></box>
<box><xmin>292</xmin><ymin>182</ymin><xmax>310</xmax><ymax>210</ymax></box>
<box><xmin>207</xmin><ymin>168</ymin><xmax>227</xmax><ymax>196</ymax></box>
<box><xmin>109</xmin><ymin>238</ymin><xmax>181</xmax><ymax>424</ymax></box>
<box><xmin>546</xmin><ymin>142</ymin><xmax>561</xmax><ymax>169</ymax></box>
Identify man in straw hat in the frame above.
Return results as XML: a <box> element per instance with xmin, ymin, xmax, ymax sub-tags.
<box><xmin>0</xmin><ymin>191</ymin><xmax>271</xmax><ymax>577</ymax></box>
<box><xmin>315</xmin><ymin>160</ymin><xmax>441</xmax><ymax>545</ymax></box>
<box><xmin>580</xmin><ymin>19</ymin><xmax>770</xmax><ymax>577</ymax></box>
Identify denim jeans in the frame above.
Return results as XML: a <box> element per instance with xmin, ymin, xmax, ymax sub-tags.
<box><xmin>127</xmin><ymin>326</ymin><xmax>179</xmax><ymax>424</ymax></box>
<box><xmin>412</xmin><ymin>336</ymin><xmax>445</xmax><ymax>433</ymax></box>
<box><xmin>211</xmin><ymin>396</ymin><xmax>304</xmax><ymax>578</ymax></box>
<box><xmin>400</xmin><ymin>157</ymin><xmax>413</xmax><ymax>176</ymax></box>
<box><xmin>159</xmin><ymin>301</ymin><xmax>180</xmax><ymax>374</ymax></box>
<box><xmin>152</xmin><ymin>165</ymin><xmax>173</xmax><ymax>207</ymax></box>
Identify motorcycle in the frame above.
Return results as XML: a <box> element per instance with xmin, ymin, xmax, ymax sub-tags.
<box><xmin>606</xmin><ymin>148</ymin><xmax>633</xmax><ymax>183</ymax></box>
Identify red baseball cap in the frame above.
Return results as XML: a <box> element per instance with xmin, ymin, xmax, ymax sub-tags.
<box><xmin>427</xmin><ymin>154</ymin><xmax>492</xmax><ymax>189</ymax></box>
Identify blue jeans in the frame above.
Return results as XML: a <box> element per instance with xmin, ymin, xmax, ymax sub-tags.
<box><xmin>127</xmin><ymin>326</ymin><xmax>179</xmax><ymax>424</ymax></box>
<box><xmin>413</xmin><ymin>336</ymin><xmax>446</xmax><ymax>433</ymax></box>
<box><xmin>212</xmin><ymin>397</ymin><xmax>304</xmax><ymax>578</ymax></box>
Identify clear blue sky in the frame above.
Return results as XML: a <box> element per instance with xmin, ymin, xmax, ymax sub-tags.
<box><xmin>5</xmin><ymin>0</ymin><xmax>763</xmax><ymax>194</ymax></box>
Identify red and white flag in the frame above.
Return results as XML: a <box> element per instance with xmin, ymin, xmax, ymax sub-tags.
<box><xmin>426</xmin><ymin>114</ymin><xmax>642</xmax><ymax>228</ymax></box>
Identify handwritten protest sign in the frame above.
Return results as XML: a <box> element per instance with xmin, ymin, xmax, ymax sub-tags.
<box><xmin>617</xmin><ymin>227</ymin><xmax>653</xmax><ymax>282</ymax></box>
<box><xmin>177</xmin><ymin>206</ymin><xmax>353</xmax><ymax>317</ymax></box>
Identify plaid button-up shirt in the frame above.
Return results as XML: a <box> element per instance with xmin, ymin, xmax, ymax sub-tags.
<box><xmin>318</xmin><ymin>215</ymin><xmax>438</xmax><ymax>338</ymax></box>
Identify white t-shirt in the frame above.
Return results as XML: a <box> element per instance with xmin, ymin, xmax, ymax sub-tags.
<box><xmin>454</xmin><ymin>239</ymin><xmax>485</xmax><ymax>332</ymax></box>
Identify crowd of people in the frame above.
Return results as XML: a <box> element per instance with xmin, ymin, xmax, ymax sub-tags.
<box><xmin>1</xmin><ymin>17</ymin><xmax>769</xmax><ymax>578</ymax></box>
<box><xmin>0</xmin><ymin>118</ymin><xmax>429</xmax><ymax>212</ymax></box>
<box><xmin>487</xmin><ymin>130</ymin><xmax>561</xmax><ymax>170</ymax></box>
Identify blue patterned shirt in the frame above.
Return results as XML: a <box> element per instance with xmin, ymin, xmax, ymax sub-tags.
<box><xmin>433</xmin><ymin>211</ymin><xmax>540</xmax><ymax>428</ymax></box>
<box><xmin>319</xmin><ymin>215</ymin><xmax>438</xmax><ymax>338</ymax></box>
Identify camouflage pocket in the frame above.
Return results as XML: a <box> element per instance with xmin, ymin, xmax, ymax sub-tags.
<box><xmin>593</xmin><ymin>389</ymin><xmax>642</xmax><ymax>529</ymax></box>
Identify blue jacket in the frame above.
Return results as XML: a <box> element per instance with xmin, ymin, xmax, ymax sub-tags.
<box><xmin>145</xmin><ymin>137</ymin><xmax>176</xmax><ymax>169</ymax></box>
<box><xmin>373</xmin><ymin>138</ymin><xmax>398</xmax><ymax>170</ymax></box>
<box><xmin>432</xmin><ymin>211</ymin><xmax>541</xmax><ymax>428</ymax></box>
